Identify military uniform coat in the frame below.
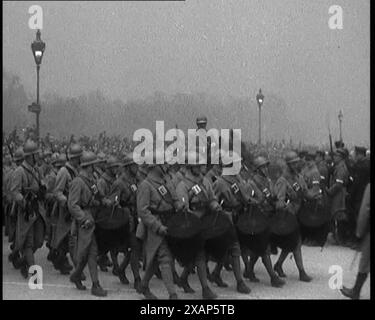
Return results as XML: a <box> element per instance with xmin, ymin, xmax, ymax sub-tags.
<box><xmin>137</xmin><ymin>170</ymin><xmax>178</xmax><ymax>268</ymax></box>
<box><xmin>67</xmin><ymin>170</ymin><xmax>97</xmax><ymax>263</ymax></box>
<box><xmin>51</xmin><ymin>163</ymin><xmax>78</xmax><ymax>249</ymax></box>
<box><xmin>327</xmin><ymin>160</ymin><xmax>349</xmax><ymax>217</ymax></box>
<box><xmin>10</xmin><ymin>160</ymin><xmax>47</xmax><ymax>251</ymax></box>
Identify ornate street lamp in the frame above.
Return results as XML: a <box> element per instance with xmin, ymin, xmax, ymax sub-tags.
<box><xmin>256</xmin><ymin>88</ymin><xmax>264</xmax><ymax>144</ymax></box>
<box><xmin>30</xmin><ymin>29</ymin><xmax>46</xmax><ymax>143</ymax></box>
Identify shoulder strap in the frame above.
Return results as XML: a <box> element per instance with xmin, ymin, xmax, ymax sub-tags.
<box><xmin>21</xmin><ymin>164</ymin><xmax>41</xmax><ymax>186</ymax></box>
<box><xmin>77</xmin><ymin>174</ymin><xmax>96</xmax><ymax>198</ymax></box>
<box><xmin>65</xmin><ymin>165</ymin><xmax>76</xmax><ymax>180</ymax></box>
<box><xmin>146</xmin><ymin>178</ymin><xmax>174</xmax><ymax>207</ymax></box>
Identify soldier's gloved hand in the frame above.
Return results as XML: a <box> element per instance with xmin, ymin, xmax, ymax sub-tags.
<box><xmin>158</xmin><ymin>225</ymin><xmax>168</xmax><ymax>236</ymax></box>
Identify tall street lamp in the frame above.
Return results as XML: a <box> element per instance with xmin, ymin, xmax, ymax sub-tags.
<box><xmin>30</xmin><ymin>29</ymin><xmax>46</xmax><ymax>143</ymax></box>
<box><xmin>256</xmin><ymin>88</ymin><xmax>264</xmax><ymax>144</ymax></box>
<box><xmin>338</xmin><ymin>109</ymin><xmax>343</xmax><ymax>143</ymax></box>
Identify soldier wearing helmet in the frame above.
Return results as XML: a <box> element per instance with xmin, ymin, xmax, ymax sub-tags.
<box><xmin>9</xmin><ymin>140</ymin><xmax>47</xmax><ymax>279</ymax></box>
<box><xmin>272</xmin><ymin>150</ymin><xmax>313</xmax><ymax>282</ymax></box>
<box><xmin>208</xmin><ymin>151</ymin><xmax>251</xmax><ymax>294</ymax></box>
<box><xmin>196</xmin><ymin>115</ymin><xmax>208</xmax><ymax>130</ymax></box>
<box><xmin>299</xmin><ymin>152</ymin><xmax>330</xmax><ymax>247</ymax></box>
<box><xmin>96</xmin><ymin>156</ymin><xmax>122</xmax><ymax>272</ymax></box>
<box><xmin>51</xmin><ymin>143</ymin><xmax>83</xmax><ymax>275</ymax></box>
<box><xmin>345</xmin><ymin>146</ymin><xmax>370</xmax><ymax>247</ymax></box>
<box><xmin>243</xmin><ymin>155</ymin><xmax>286</xmax><ymax>288</ymax></box>
<box><xmin>68</xmin><ymin>151</ymin><xmax>107</xmax><ymax>297</ymax></box>
<box><xmin>5</xmin><ymin>148</ymin><xmax>24</xmax><ymax>269</ymax></box>
<box><xmin>175</xmin><ymin>150</ymin><xmax>223</xmax><ymax>299</ymax></box>
<box><xmin>136</xmin><ymin>151</ymin><xmax>180</xmax><ymax>300</ymax></box>
<box><xmin>109</xmin><ymin>152</ymin><xmax>142</xmax><ymax>290</ymax></box>
<box><xmin>44</xmin><ymin>153</ymin><xmax>61</xmax><ymax>259</ymax></box>
<box><xmin>326</xmin><ymin>148</ymin><xmax>350</xmax><ymax>245</ymax></box>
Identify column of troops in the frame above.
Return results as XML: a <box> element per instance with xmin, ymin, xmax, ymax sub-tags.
<box><xmin>2</xmin><ymin>117</ymin><xmax>370</xmax><ymax>299</ymax></box>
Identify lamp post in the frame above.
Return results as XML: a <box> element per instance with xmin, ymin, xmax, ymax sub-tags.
<box><xmin>338</xmin><ymin>110</ymin><xmax>343</xmax><ymax>143</ymax></box>
<box><xmin>256</xmin><ymin>88</ymin><xmax>264</xmax><ymax>144</ymax></box>
<box><xmin>30</xmin><ymin>29</ymin><xmax>45</xmax><ymax>143</ymax></box>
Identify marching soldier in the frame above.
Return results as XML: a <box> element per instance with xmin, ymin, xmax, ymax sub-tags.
<box><xmin>52</xmin><ymin>144</ymin><xmax>83</xmax><ymax>274</ymax></box>
<box><xmin>96</xmin><ymin>156</ymin><xmax>122</xmax><ymax>272</ymax></box>
<box><xmin>175</xmin><ymin>151</ymin><xmax>224</xmax><ymax>299</ymax></box>
<box><xmin>137</xmin><ymin>154</ymin><xmax>180</xmax><ymax>299</ymax></box>
<box><xmin>44</xmin><ymin>153</ymin><xmax>64</xmax><ymax>267</ymax></box>
<box><xmin>68</xmin><ymin>151</ymin><xmax>107</xmax><ymax>297</ymax></box>
<box><xmin>94</xmin><ymin>152</ymin><xmax>113</xmax><ymax>270</ymax></box>
<box><xmin>272</xmin><ymin>151</ymin><xmax>313</xmax><ymax>282</ymax></box>
<box><xmin>299</xmin><ymin>152</ymin><xmax>330</xmax><ymax>247</ymax></box>
<box><xmin>244</xmin><ymin>156</ymin><xmax>285</xmax><ymax>288</ymax></box>
<box><xmin>346</xmin><ymin>146</ymin><xmax>370</xmax><ymax>245</ymax></box>
<box><xmin>325</xmin><ymin>148</ymin><xmax>350</xmax><ymax>245</ymax></box>
<box><xmin>7</xmin><ymin>148</ymin><xmax>24</xmax><ymax>269</ymax></box>
<box><xmin>110</xmin><ymin>153</ymin><xmax>141</xmax><ymax>289</ymax></box>
<box><xmin>341</xmin><ymin>183</ymin><xmax>370</xmax><ymax>300</ymax></box>
<box><xmin>210</xmin><ymin>151</ymin><xmax>252</xmax><ymax>294</ymax></box>
<box><xmin>10</xmin><ymin>140</ymin><xmax>47</xmax><ymax>278</ymax></box>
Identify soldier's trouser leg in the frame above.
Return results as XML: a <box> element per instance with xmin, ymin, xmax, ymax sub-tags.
<box><xmin>230</xmin><ymin>243</ymin><xmax>244</xmax><ymax>283</ymax></box>
<box><xmin>110</xmin><ymin>249</ymin><xmax>120</xmax><ymax>271</ymax></box>
<box><xmin>32</xmin><ymin>216</ymin><xmax>45</xmax><ymax>252</ymax></box>
<box><xmin>23</xmin><ymin>225</ymin><xmax>35</xmax><ymax>267</ymax></box>
<box><xmin>292</xmin><ymin>239</ymin><xmax>306</xmax><ymax>272</ymax></box>
<box><xmin>69</xmin><ymin>233</ymin><xmax>77</xmax><ymax>266</ymax></box>
<box><xmin>195</xmin><ymin>250</ymin><xmax>209</xmax><ymax>288</ymax></box>
<box><xmin>156</xmin><ymin>240</ymin><xmax>176</xmax><ymax>296</ymax></box>
<box><xmin>180</xmin><ymin>264</ymin><xmax>191</xmax><ymax>282</ymax></box>
<box><xmin>261</xmin><ymin>253</ymin><xmax>278</xmax><ymax>278</ymax></box>
<box><xmin>141</xmin><ymin>259</ymin><xmax>157</xmax><ymax>288</ymax></box>
<box><xmin>119</xmin><ymin>249</ymin><xmax>131</xmax><ymax>272</ymax></box>
<box><xmin>241</xmin><ymin>249</ymin><xmax>250</xmax><ymax>274</ymax></box>
<box><xmin>87</xmin><ymin>237</ymin><xmax>99</xmax><ymax>283</ymax></box>
<box><xmin>275</xmin><ymin>249</ymin><xmax>289</xmax><ymax>269</ymax></box>
<box><xmin>249</xmin><ymin>252</ymin><xmax>259</xmax><ymax>275</ymax></box>
<box><xmin>129</xmin><ymin>233</ymin><xmax>141</xmax><ymax>280</ymax></box>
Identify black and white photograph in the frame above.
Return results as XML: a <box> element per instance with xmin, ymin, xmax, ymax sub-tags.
<box><xmin>2</xmin><ymin>0</ymin><xmax>370</xmax><ymax>303</ymax></box>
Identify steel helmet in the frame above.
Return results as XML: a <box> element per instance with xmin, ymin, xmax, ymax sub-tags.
<box><xmin>80</xmin><ymin>151</ymin><xmax>100</xmax><ymax>167</ymax></box>
<box><xmin>51</xmin><ymin>152</ymin><xmax>60</xmax><ymax>164</ymax></box>
<box><xmin>285</xmin><ymin>151</ymin><xmax>301</xmax><ymax>164</ymax></box>
<box><xmin>97</xmin><ymin>151</ymin><xmax>107</xmax><ymax>164</ymax></box>
<box><xmin>122</xmin><ymin>152</ymin><xmax>135</xmax><ymax>167</ymax></box>
<box><xmin>23</xmin><ymin>140</ymin><xmax>40</xmax><ymax>156</ymax></box>
<box><xmin>68</xmin><ymin>144</ymin><xmax>83</xmax><ymax>160</ymax></box>
<box><xmin>253</xmin><ymin>156</ymin><xmax>270</xmax><ymax>170</ymax></box>
<box><xmin>43</xmin><ymin>149</ymin><xmax>52</xmax><ymax>157</ymax></box>
<box><xmin>13</xmin><ymin>148</ymin><xmax>24</xmax><ymax>162</ymax></box>
<box><xmin>196</xmin><ymin>115</ymin><xmax>207</xmax><ymax>125</ymax></box>
<box><xmin>222</xmin><ymin>151</ymin><xmax>242</xmax><ymax>166</ymax></box>
<box><xmin>106</xmin><ymin>156</ymin><xmax>121</xmax><ymax>169</ymax></box>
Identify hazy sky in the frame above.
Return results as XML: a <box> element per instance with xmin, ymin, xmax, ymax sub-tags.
<box><xmin>3</xmin><ymin>0</ymin><xmax>370</xmax><ymax>145</ymax></box>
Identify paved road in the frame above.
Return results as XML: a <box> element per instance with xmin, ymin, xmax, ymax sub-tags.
<box><xmin>2</xmin><ymin>232</ymin><xmax>370</xmax><ymax>300</ymax></box>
